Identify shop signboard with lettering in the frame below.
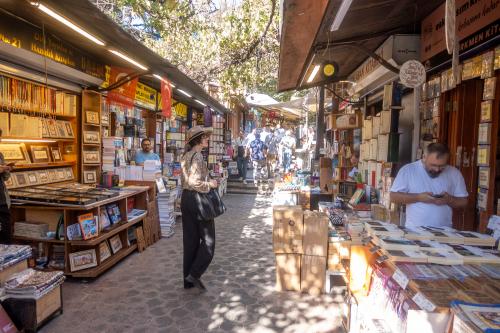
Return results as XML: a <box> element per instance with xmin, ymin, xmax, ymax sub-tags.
<box><xmin>421</xmin><ymin>0</ymin><xmax>500</xmax><ymax>63</ymax></box>
<box><xmin>0</xmin><ymin>13</ymin><xmax>105</xmax><ymax>79</ymax></box>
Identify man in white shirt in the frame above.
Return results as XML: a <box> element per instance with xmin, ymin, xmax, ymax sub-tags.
<box><xmin>390</xmin><ymin>143</ymin><xmax>468</xmax><ymax>229</ymax></box>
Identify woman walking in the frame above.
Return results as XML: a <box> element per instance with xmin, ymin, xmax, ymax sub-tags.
<box><xmin>181</xmin><ymin>126</ymin><xmax>218</xmax><ymax>291</ymax></box>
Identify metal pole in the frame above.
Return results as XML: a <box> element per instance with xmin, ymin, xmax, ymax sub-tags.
<box><xmin>315</xmin><ymin>85</ymin><xmax>325</xmax><ymax>159</ymax></box>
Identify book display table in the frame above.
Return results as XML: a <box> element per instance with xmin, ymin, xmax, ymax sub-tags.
<box><xmin>10</xmin><ymin>183</ymin><xmax>150</xmax><ymax>278</ymax></box>
<box><xmin>332</xmin><ymin>213</ymin><xmax>500</xmax><ymax>333</ymax></box>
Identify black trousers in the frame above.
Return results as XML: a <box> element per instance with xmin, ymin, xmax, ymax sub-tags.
<box><xmin>0</xmin><ymin>205</ymin><xmax>11</xmax><ymax>243</ymax></box>
<box><xmin>181</xmin><ymin>190</ymin><xmax>215</xmax><ymax>280</ymax></box>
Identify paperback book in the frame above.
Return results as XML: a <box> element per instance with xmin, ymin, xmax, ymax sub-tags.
<box><xmin>106</xmin><ymin>204</ymin><xmax>122</xmax><ymax>224</ymax></box>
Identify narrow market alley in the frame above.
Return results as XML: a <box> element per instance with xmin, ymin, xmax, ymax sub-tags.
<box><xmin>40</xmin><ymin>194</ymin><xmax>345</xmax><ymax>333</ymax></box>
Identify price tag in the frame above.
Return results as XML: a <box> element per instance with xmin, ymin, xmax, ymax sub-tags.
<box><xmin>392</xmin><ymin>269</ymin><xmax>409</xmax><ymax>290</ymax></box>
<box><xmin>412</xmin><ymin>292</ymin><xmax>436</xmax><ymax>312</ymax></box>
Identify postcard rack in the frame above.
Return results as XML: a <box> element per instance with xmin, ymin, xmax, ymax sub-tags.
<box><xmin>10</xmin><ymin>184</ymin><xmax>149</xmax><ymax>278</ymax></box>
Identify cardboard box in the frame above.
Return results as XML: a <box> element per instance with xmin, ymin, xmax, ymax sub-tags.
<box><xmin>273</xmin><ymin>206</ymin><xmax>304</xmax><ymax>254</ymax></box>
<box><xmin>328</xmin><ymin>241</ymin><xmax>351</xmax><ymax>271</ymax></box>
<box><xmin>300</xmin><ymin>255</ymin><xmax>326</xmax><ymax>295</ymax></box>
<box><xmin>275</xmin><ymin>254</ymin><xmax>301</xmax><ymax>292</ymax></box>
<box><xmin>319</xmin><ymin>157</ymin><xmax>332</xmax><ymax>193</ymax></box>
<box><xmin>303</xmin><ymin>211</ymin><xmax>329</xmax><ymax>256</ymax></box>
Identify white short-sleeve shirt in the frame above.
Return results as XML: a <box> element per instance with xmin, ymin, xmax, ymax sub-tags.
<box><xmin>390</xmin><ymin>160</ymin><xmax>468</xmax><ymax>228</ymax></box>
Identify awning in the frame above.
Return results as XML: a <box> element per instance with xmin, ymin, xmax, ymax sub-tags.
<box><xmin>245</xmin><ymin>92</ymin><xmax>319</xmax><ymax>118</ymax></box>
<box><xmin>278</xmin><ymin>0</ymin><xmax>443</xmax><ymax>92</ymax></box>
<box><xmin>0</xmin><ymin>0</ymin><xmax>230</xmax><ymax>114</ymax></box>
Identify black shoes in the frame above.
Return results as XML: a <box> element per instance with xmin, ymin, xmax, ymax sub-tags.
<box><xmin>185</xmin><ymin>275</ymin><xmax>207</xmax><ymax>292</ymax></box>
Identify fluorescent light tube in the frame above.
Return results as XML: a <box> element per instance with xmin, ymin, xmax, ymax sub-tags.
<box><xmin>195</xmin><ymin>99</ymin><xmax>206</xmax><ymax>106</ymax></box>
<box><xmin>109</xmin><ymin>50</ymin><xmax>148</xmax><ymax>70</ymax></box>
<box><xmin>2</xmin><ymin>139</ymin><xmax>56</xmax><ymax>143</ymax></box>
<box><xmin>177</xmin><ymin>89</ymin><xmax>192</xmax><ymax>98</ymax></box>
<box><xmin>330</xmin><ymin>0</ymin><xmax>353</xmax><ymax>31</ymax></box>
<box><xmin>32</xmin><ymin>3</ymin><xmax>105</xmax><ymax>46</ymax></box>
<box><xmin>307</xmin><ymin>65</ymin><xmax>321</xmax><ymax>83</ymax></box>
<box><xmin>153</xmin><ymin>74</ymin><xmax>175</xmax><ymax>87</ymax></box>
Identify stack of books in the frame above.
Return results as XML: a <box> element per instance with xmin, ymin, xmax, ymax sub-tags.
<box><xmin>102</xmin><ymin>137</ymin><xmax>123</xmax><ymax>172</ymax></box>
<box><xmin>13</xmin><ymin>222</ymin><xmax>49</xmax><ymax>239</ymax></box>
<box><xmin>451</xmin><ymin>301</ymin><xmax>500</xmax><ymax>332</ymax></box>
<box><xmin>5</xmin><ymin>269</ymin><xmax>65</xmax><ymax>299</ymax></box>
<box><xmin>0</xmin><ymin>245</ymin><xmax>32</xmax><ymax>270</ymax></box>
<box><xmin>158</xmin><ymin>189</ymin><xmax>177</xmax><ymax>238</ymax></box>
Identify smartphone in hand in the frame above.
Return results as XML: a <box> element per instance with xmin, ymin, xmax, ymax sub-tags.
<box><xmin>432</xmin><ymin>193</ymin><xmax>444</xmax><ymax>198</ymax></box>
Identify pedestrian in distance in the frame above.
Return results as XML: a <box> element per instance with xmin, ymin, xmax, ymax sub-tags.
<box><xmin>247</xmin><ymin>132</ymin><xmax>268</xmax><ymax>187</ymax></box>
<box><xmin>181</xmin><ymin>126</ymin><xmax>218</xmax><ymax>292</ymax></box>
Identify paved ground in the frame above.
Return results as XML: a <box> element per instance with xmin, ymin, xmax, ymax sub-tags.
<box><xmin>41</xmin><ymin>194</ymin><xmax>345</xmax><ymax>333</ymax></box>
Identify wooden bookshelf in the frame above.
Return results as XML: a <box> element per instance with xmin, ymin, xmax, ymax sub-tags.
<box><xmin>81</xmin><ymin>90</ymin><xmax>102</xmax><ymax>185</ymax></box>
<box><xmin>10</xmin><ymin>187</ymin><xmax>149</xmax><ymax>278</ymax></box>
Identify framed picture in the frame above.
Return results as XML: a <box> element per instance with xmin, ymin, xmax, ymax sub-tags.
<box><xmin>69</xmin><ymin>249</ymin><xmax>97</xmax><ymax>272</ymax></box>
<box><xmin>480</xmin><ymin>101</ymin><xmax>493</xmax><ymax>122</ymax></box>
<box><xmin>99</xmin><ymin>241</ymin><xmax>112</xmax><ymax>262</ymax></box>
<box><xmin>83</xmin><ymin>151</ymin><xmax>100</xmax><ymax>164</ymax></box>
<box><xmin>83</xmin><ymin>131</ymin><xmax>100</xmax><ymax>144</ymax></box>
<box><xmin>55</xmin><ymin>121</ymin><xmax>66</xmax><ymax>138</ymax></box>
<box><xmin>26</xmin><ymin>172</ymin><xmax>39</xmax><ymax>185</ymax></box>
<box><xmin>30</xmin><ymin>146</ymin><xmax>51</xmax><ymax>163</ymax></box>
<box><xmin>477</xmin><ymin>145</ymin><xmax>490</xmax><ymax>166</ymax></box>
<box><xmin>478</xmin><ymin>123</ymin><xmax>492</xmax><ymax>145</ymax></box>
<box><xmin>37</xmin><ymin>170</ymin><xmax>49</xmax><ymax>183</ymax></box>
<box><xmin>56</xmin><ymin>168</ymin><xmax>66</xmax><ymax>180</ymax></box>
<box><xmin>46</xmin><ymin>119</ymin><xmax>58</xmax><ymax>138</ymax></box>
<box><xmin>14</xmin><ymin>173</ymin><xmax>27</xmax><ymax>187</ymax></box>
<box><xmin>0</xmin><ymin>143</ymin><xmax>31</xmax><ymax>164</ymax></box>
<box><xmin>48</xmin><ymin>169</ymin><xmax>58</xmax><ymax>182</ymax></box>
<box><xmin>479</xmin><ymin>167</ymin><xmax>490</xmax><ymax>188</ymax></box>
<box><xmin>483</xmin><ymin>77</ymin><xmax>496</xmax><ymax>100</ymax></box>
<box><xmin>64</xmin><ymin>121</ymin><xmax>74</xmax><ymax>138</ymax></box>
<box><xmin>85</xmin><ymin>110</ymin><xmax>100</xmax><ymax>125</ymax></box>
<box><xmin>41</xmin><ymin>118</ymin><xmax>49</xmax><ymax>137</ymax></box>
<box><xmin>83</xmin><ymin>170</ymin><xmax>97</xmax><ymax>184</ymax></box>
<box><xmin>101</xmin><ymin>112</ymin><xmax>109</xmax><ymax>126</ymax></box>
<box><xmin>4</xmin><ymin>176</ymin><xmax>15</xmax><ymax>189</ymax></box>
<box><xmin>109</xmin><ymin>235</ymin><xmax>123</xmax><ymax>254</ymax></box>
<box><xmin>50</xmin><ymin>147</ymin><xmax>63</xmax><ymax>162</ymax></box>
<box><xmin>64</xmin><ymin>168</ymin><xmax>74</xmax><ymax>180</ymax></box>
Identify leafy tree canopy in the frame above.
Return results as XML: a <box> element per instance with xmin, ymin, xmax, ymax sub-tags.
<box><xmin>93</xmin><ymin>0</ymin><xmax>291</xmax><ymax>103</ymax></box>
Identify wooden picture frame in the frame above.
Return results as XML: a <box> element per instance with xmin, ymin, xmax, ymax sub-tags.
<box><xmin>55</xmin><ymin>121</ymin><xmax>66</xmax><ymax>138</ymax></box>
<box><xmin>109</xmin><ymin>235</ymin><xmax>123</xmax><ymax>254</ymax></box>
<box><xmin>46</xmin><ymin>119</ymin><xmax>58</xmax><ymax>138</ymax></box>
<box><xmin>0</xmin><ymin>143</ymin><xmax>31</xmax><ymax>164</ymax></box>
<box><xmin>50</xmin><ymin>147</ymin><xmax>63</xmax><ymax>162</ymax></box>
<box><xmin>37</xmin><ymin>170</ymin><xmax>49</xmax><ymax>184</ymax></box>
<box><xmin>478</xmin><ymin>123</ymin><xmax>492</xmax><ymax>145</ymax></box>
<box><xmin>56</xmin><ymin>168</ymin><xmax>66</xmax><ymax>181</ymax></box>
<box><xmin>48</xmin><ymin>169</ymin><xmax>58</xmax><ymax>182</ymax></box>
<box><xmin>480</xmin><ymin>101</ymin><xmax>493</xmax><ymax>122</ymax></box>
<box><xmin>41</xmin><ymin>118</ymin><xmax>49</xmax><ymax>137</ymax></box>
<box><xmin>101</xmin><ymin>112</ymin><xmax>109</xmax><ymax>126</ymax></box>
<box><xmin>4</xmin><ymin>175</ymin><xmax>15</xmax><ymax>189</ymax></box>
<box><xmin>30</xmin><ymin>145</ymin><xmax>51</xmax><ymax>163</ymax></box>
<box><xmin>83</xmin><ymin>131</ymin><xmax>100</xmax><ymax>144</ymax></box>
<box><xmin>85</xmin><ymin>110</ymin><xmax>100</xmax><ymax>125</ymax></box>
<box><xmin>483</xmin><ymin>77</ymin><xmax>496</xmax><ymax>100</ymax></box>
<box><xmin>83</xmin><ymin>170</ymin><xmax>97</xmax><ymax>184</ymax></box>
<box><xmin>14</xmin><ymin>173</ymin><xmax>27</xmax><ymax>187</ymax></box>
<box><xmin>64</xmin><ymin>168</ymin><xmax>74</xmax><ymax>180</ymax></box>
<box><xmin>64</xmin><ymin>121</ymin><xmax>74</xmax><ymax>138</ymax></box>
<box><xmin>99</xmin><ymin>241</ymin><xmax>112</xmax><ymax>262</ymax></box>
<box><xmin>69</xmin><ymin>249</ymin><xmax>97</xmax><ymax>272</ymax></box>
<box><xmin>26</xmin><ymin>171</ymin><xmax>39</xmax><ymax>186</ymax></box>
<box><xmin>477</xmin><ymin>145</ymin><xmax>490</xmax><ymax>166</ymax></box>
<box><xmin>83</xmin><ymin>151</ymin><xmax>100</xmax><ymax>164</ymax></box>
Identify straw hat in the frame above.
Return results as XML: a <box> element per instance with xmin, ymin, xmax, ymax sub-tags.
<box><xmin>186</xmin><ymin>126</ymin><xmax>213</xmax><ymax>144</ymax></box>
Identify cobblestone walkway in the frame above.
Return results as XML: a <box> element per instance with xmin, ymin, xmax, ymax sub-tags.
<box><xmin>41</xmin><ymin>194</ymin><xmax>345</xmax><ymax>333</ymax></box>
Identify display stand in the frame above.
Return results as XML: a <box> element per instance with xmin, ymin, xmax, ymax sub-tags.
<box><xmin>10</xmin><ymin>187</ymin><xmax>149</xmax><ymax>278</ymax></box>
<box><xmin>81</xmin><ymin>90</ymin><xmax>102</xmax><ymax>184</ymax></box>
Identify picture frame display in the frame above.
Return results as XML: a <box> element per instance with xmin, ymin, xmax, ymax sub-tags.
<box><xmin>64</xmin><ymin>121</ymin><xmax>74</xmax><ymax>138</ymax></box>
<box><xmin>26</xmin><ymin>172</ymin><xmax>39</xmax><ymax>186</ymax></box>
<box><xmin>478</xmin><ymin>167</ymin><xmax>490</xmax><ymax>188</ymax></box>
<box><xmin>483</xmin><ymin>77</ymin><xmax>496</xmax><ymax>100</ymax></box>
<box><xmin>69</xmin><ymin>249</ymin><xmax>97</xmax><ymax>272</ymax></box>
<box><xmin>14</xmin><ymin>173</ymin><xmax>27</xmax><ymax>187</ymax></box>
<box><xmin>64</xmin><ymin>168</ymin><xmax>74</xmax><ymax>180</ymax></box>
<box><xmin>55</xmin><ymin>121</ymin><xmax>66</xmax><ymax>138</ymax></box>
<box><xmin>0</xmin><ymin>143</ymin><xmax>31</xmax><ymax>164</ymax></box>
<box><xmin>83</xmin><ymin>151</ymin><xmax>100</xmax><ymax>164</ymax></box>
<box><xmin>56</xmin><ymin>169</ymin><xmax>66</xmax><ymax>180</ymax></box>
<box><xmin>99</xmin><ymin>241</ymin><xmax>112</xmax><ymax>262</ymax></box>
<box><xmin>48</xmin><ymin>170</ymin><xmax>58</xmax><ymax>182</ymax></box>
<box><xmin>50</xmin><ymin>147</ymin><xmax>63</xmax><ymax>162</ymax></box>
<box><xmin>477</xmin><ymin>145</ymin><xmax>490</xmax><ymax>166</ymax></box>
<box><xmin>109</xmin><ymin>235</ymin><xmax>123</xmax><ymax>254</ymax></box>
<box><xmin>83</xmin><ymin>131</ymin><xmax>100</xmax><ymax>144</ymax></box>
<box><xmin>480</xmin><ymin>101</ymin><xmax>493</xmax><ymax>122</ymax></box>
<box><xmin>30</xmin><ymin>146</ymin><xmax>51</xmax><ymax>163</ymax></box>
<box><xmin>37</xmin><ymin>170</ymin><xmax>49</xmax><ymax>183</ymax></box>
<box><xmin>478</xmin><ymin>123</ymin><xmax>492</xmax><ymax>144</ymax></box>
<box><xmin>83</xmin><ymin>170</ymin><xmax>97</xmax><ymax>184</ymax></box>
<box><xmin>4</xmin><ymin>176</ymin><xmax>15</xmax><ymax>189</ymax></box>
<box><xmin>85</xmin><ymin>110</ymin><xmax>100</xmax><ymax>125</ymax></box>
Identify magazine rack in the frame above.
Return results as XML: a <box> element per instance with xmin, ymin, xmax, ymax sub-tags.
<box><xmin>10</xmin><ymin>186</ymin><xmax>149</xmax><ymax>278</ymax></box>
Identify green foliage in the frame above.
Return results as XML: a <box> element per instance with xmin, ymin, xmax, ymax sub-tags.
<box><xmin>95</xmin><ymin>0</ymin><xmax>281</xmax><ymax>103</ymax></box>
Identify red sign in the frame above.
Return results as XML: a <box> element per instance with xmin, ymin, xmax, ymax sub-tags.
<box><xmin>107</xmin><ymin>67</ymin><xmax>138</xmax><ymax>107</ymax></box>
<box><xmin>161</xmin><ymin>79</ymin><xmax>172</xmax><ymax>118</ymax></box>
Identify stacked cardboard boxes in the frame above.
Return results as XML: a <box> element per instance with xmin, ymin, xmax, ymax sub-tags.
<box><xmin>273</xmin><ymin>206</ymin><xmax>329</xmax><ymax>295</ymax></box>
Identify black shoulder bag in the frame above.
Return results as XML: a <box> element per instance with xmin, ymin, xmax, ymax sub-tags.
<box><xmin>189</xmin><ymin>153</ymin><xmax>226</xmax><ymax>220</ymax></box>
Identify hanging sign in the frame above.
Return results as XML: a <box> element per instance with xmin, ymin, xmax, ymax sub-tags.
<box><xmin>135</xmin><ymin>82</ymin><xmax>157</xmax><ymax>109</ymax></box>
<box><xmin>399</xmin><ymin>60</ymin><xmax>426</xmax><ymax>88</ymax></box>
<box><xmin>445</xmin><ymin>0</ymin><xmax>456</xmax><ymax>55</ymax></box>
